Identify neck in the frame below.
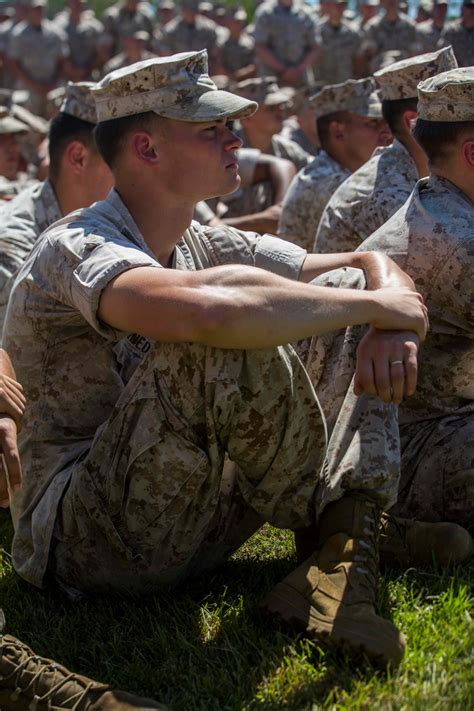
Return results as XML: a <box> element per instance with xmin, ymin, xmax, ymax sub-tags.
<box><xmin>431</xmin><ymin>168</ymin><xmax>474</xmax><ymax>204</ymax></box>
<box><xmin>385</xmin><ymin>8</ymin><xmax>399</xmax><ymax>20</ymax></box>
<box><xmin>52</xmin><ymin>175</ymin><xmax>87</xmax><ymax>216</ymax></box>
<box><xmin>325</xmin><ymin>142</ymin><xmax>363</xmax><ymax>173</ymax></box>
<box><xmin>114</xmin><ymin>176</ymin><xmax>194</xmax><ymax>265</ymax></box>
<box><xmin>69</xmin><ymin>9</ymin><xmax>81</xmax><ymax>22</ymax></box>
<box><xmin>126</xmin><ymin>50</ymin><xmax>141</xmax><ymax>62</ymax></box>
<box><xmin>396</xmin><ymin>131</ymin><xmax>429</xmax><ymax>178</ymax></box>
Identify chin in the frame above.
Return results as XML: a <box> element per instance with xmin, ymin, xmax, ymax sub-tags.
<box><xmin>202</xmin><ymin>175</ymin><xmax>242</xmax><ymax>201</ymax></box>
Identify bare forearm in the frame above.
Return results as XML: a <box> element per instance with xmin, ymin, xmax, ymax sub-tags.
<box><xmin>99</xmin><ymin>264</ymin><xmax>428</xmax><ymax>349</ymax></box>
<box><xmin>301</xmin><ymin>251</ymin><xmax>416</xmax><ymax>291</ymax></box>
<box><xmin>267</xmin><ymin>159</ymin><xmax>296</xmax><ymax>203</ymax></box>
<box><xmin>221</xmin><ymin>211</ymin><xmax>279</xmax><ymax>234</ymax></box>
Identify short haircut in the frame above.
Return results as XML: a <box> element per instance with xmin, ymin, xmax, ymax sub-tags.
<box><xmin>413</xmin><ymin>118</ymin><xmax>474</xmax><ymax>166</ymax></box>
<box><xmin>316</xmin><ymin>110</ymin><xmax>351</xmax><ymax>151</ymax></box>
<box><xmin>48</xmin><ymin>113</ymin><xmax>96</xmax><ymax>181</ymax></box>
<box><xmin>381</xmin><ymin>97</ymin><xmax>418</xmax><ymax>134</ymax></box>
<box><xmin>94</xmin><ymin>111</ymin><xmax>163</xmax><ymax>169</ymax></box>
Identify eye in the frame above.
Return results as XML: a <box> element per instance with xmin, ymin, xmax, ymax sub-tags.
<box><xmin>227</xmin><ymin>120</ymin><xmax>235</xmax><ymax>132</ymax></box>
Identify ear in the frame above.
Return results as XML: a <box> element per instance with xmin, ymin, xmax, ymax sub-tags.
<box><xmin>64</xmin><ymin>140</ymin><xmax>89</xmax><ymax>176</ymax></box>
<box><xmin>402</xmin><ymin>110</ymin><xmax>418</xmax><ymax>133</ymax></box>
<box><xmin>131</xmin><ymin>130</ymin><xmax>160</xmax><ymax>165</ymax></box>
<box><xmin>461</xmin><ymin>139</ymin><xmax>474</xmax><ymax>168</ymax></box>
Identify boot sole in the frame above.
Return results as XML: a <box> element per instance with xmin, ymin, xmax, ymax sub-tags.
<box><xmin>265</xmin><ymin>582</ymin><xmax>405</xmax><ymax>668</ymax></box>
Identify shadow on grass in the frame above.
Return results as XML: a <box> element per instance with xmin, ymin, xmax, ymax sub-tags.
<box><xmin>1</xmin><ymin>510</ymin><xmax>473</xmax><ymax>710</ymax></box>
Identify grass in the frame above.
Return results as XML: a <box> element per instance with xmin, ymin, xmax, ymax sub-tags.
<box><xmin>1</xmin><ymin>511</ymin><xmax>473</xmax><ymax>710</ymax></box>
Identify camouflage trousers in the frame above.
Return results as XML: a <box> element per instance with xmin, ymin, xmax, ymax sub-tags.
<box><xmin>50</xmin><ymin>268</ymin><xmax>400</xmax><ymax>596</ymax></box>
<box><xmin>391</xmin><ymin>414</ymin><xmax>474</xmax><ymax>529</ymax></box>
<box><xmin>307</xmin><ymin>271</ymin><xmax>474</xmax><ymax>529</ymax></box>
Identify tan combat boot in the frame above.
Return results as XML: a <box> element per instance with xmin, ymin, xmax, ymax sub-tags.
<box><xmin>0</xmin><ymin>634</ymin><xmax>170</xmax><ymax>710</ymax></box>
<box><xmin>264</xmin><ymin>494</ymin><xmax>406</xmax><ymax>668</ymax></box>
<box><xmin>380</xmin><ymin>512</ymin><xmax>474</xmax><ymax>568</ymax></box>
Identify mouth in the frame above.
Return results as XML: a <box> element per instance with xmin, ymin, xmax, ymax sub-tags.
<box><xmin>225</xmin><ymin>160</ymin><xmax>239</xmax><ymax>171</ymax></box>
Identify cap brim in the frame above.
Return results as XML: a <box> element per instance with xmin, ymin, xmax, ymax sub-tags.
<box><xmin>0</xmin><ymin>116</ymin><xmax>29</xmax><ymax>134</ymax></box>
<box><xmin>263</xmin><ymin>89</ymin><xmax>294</xmax><ymax>106</ymax></box>
<box><xmin>154</xmin><ymin>89</ymin><xmax>258</xmax><ymax>122</ymax></box>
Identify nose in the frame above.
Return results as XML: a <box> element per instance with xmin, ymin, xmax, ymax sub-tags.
<box><xmin>223</xmin><ymin>126</ymin><xmax>243</xmax><ymax>152</ymax></box>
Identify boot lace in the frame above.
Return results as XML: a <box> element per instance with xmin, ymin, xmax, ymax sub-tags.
<box><xmin>1</xmin><ymin>636</ymin><xmax>99</xmax><ymax>710</ymax></box>
<box><xmin>353</xmin><ymin>500</ymin><xmax>379</xmax><ymax>602</ymax></box>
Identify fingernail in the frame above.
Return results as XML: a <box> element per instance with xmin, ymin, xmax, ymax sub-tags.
<box><xmin>0</xmin><ymin>500</ymin><xmax>9</xmax><ymax>508</ymax></box>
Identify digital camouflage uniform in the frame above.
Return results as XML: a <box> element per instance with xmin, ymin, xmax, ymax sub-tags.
<box><xmin>314</xmin><ymin>45</ymin><xmax>458</xmax><ymax>253</ymax></box>
<box><xmin>278</xmin><ymin>151</ymin><xmax>350</xmax><ymax>250</ymax></box>
<box><xmin>103</xmin><ymin>48</ymin><xmax>156</xmax><ymax>76</ymax></box>
<box><xmin>4</xmin><ymin>186</ymin><xmax>402</xmax><ymax>596</ymax></box>
<box><xmin>218</xmin><ymin>31</ymin><xmax>255</xmax><ymax>76</ymax></box>
<box><xmin>279</xmin><ymin>77</ymin><xmax>383</xmax><ymax>250</ymax></box>
<box><xmin>416</xmin><ymin>19</ymin><xmax>444</xmax><ymax>52</ymax></box>
<box><xmin>102</xmin><ymin>1</ymin><xmax>154</xmax><ymax>54</ymax></box>
<box><xmin>8</xmin><ymin>19</ymin><xmax>68</xmax><ymax>115</ymax></box>
<box><xmin>0</xmin><ymin>179</ymin><xmax>61</xmax><ymax>333</ymax></box>
<box><xmin>313</xmin><ymin>18</ymin><xmax>361</xmax><ymax>85</ymax></box>
<box><xmin>159</xmin><ymin>15</ymin><xmax>219</xmax><ymax>55</ymax></box>
<box><xmin>253</xmin><ymin>0</ymin><xmax>318</xmax><ymax>84</ymax></box>
<box><xmin>0</xmin><ymin>174</ymin><xmax>36</xmax><ymax>201</ymax></box>
<box><xmin>53</xmin><ymin>8</ymin><xmax>106</xmax><ymax>77</ymax></box>
<box><xmin>358</xmin><ymin>175</ymin><xmax>473</xmax><ymax>527</ymax></box>
<box><xmin>315</xmin><ymin>140</ymin><xmax>417</xmax><ymax>252</ymax></box>
<box><xmin>438</xmin><ymin>20</ymin><xmax>474</xmax><ymax>66</ymax></box>
<box><xmin>0</xmin><ymin>82</ymin><xmax>97</xmax><ymax>334</ymax></box>
<box><xmin>271</xmin><ymin>132</ymin><xmax>311</xmax><ymax>170</ymax></box>
<box><xmin>279</xmin><ymin>122</ymin><xmax>320</xmax><ymax>158</ymax></box>
<box><xmin>360</xmin><ymin>12</ymin><xmax>420</xmax><ymax>70</ymax></box>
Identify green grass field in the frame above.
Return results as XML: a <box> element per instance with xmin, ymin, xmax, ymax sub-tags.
<box><xmin>1</xmin><ymin>512</ymin><xmax>473</xmax><ymax>710</ymax></box>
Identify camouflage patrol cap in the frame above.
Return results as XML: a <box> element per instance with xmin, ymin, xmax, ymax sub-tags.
<box><xmin>309</xmin><ymin>78</ymin><xmax>382</xmax><ymax>118</ymax></box>
<box><xmin>374</xmin><ymin>45</ymin><xmax>458</xmax><ymax>101</ymax></box>
<box><xmin>0</xmin><ymin>107</ymin><xmax>28</xmax><ymax>134</ymax></box>
<box><xmin>234</xmin><ymin>77</ymin><xmax>294</xmax><ymax>107</ymax></box>
<box><xmin>23</xmin><ymin>0</ymin><xmax>46</xmax><ymax>7</ymax></box>
<box><xmin>227</xmin><ymin>5</ymin><xmax>247</xmax><ymax>21</ymax></box>
<box><xmin>181</xmin><ymin>0</ymin><xmax>200</xmax><ymax>10</ymax></box>
<box><xmin>93</xmin><ymin>50</ymin><xmax>257</xmax><ymax>122</ymax></box>
<box><xmin>60</xmin><ymin>82</ymin><xmax>97</xmax><ymax>123</ymax></box>
<box><xmin>417</xmin><ymin>67</ymin><xmax>474</xmax><ymax>122</ymax></box>
<box><xmin>125</xmin><ymin>30</ymin><xmax>150</xmax><ymax>41</ymax></box>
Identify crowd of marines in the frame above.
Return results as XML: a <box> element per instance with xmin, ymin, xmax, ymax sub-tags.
<box><xmin>0</xmin><ymin>0</ymin><xmax>471</xmax><ymax>708</ymax></box>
